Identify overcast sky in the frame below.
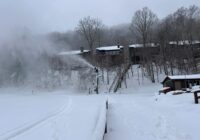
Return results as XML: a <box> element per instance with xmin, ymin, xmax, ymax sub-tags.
<box><xmin>0</xmin><ymin>0</ymin><xmax>199</xmax><ymax>34</ymax></box>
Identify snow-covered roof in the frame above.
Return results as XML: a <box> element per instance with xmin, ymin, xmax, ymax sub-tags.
<box><xmin>129</xmin><ymin>44</ymin><xmax>143</xmax><ymax>48</ymax></box>
<box><xmin>169</xmin><ymin>40</ymin><xmax>200</xmax><ymax>45</ymax></box>
<box><xmin>58</xmin><ymin>50</ymin><xmax>90</xmax><ymax>55</ymax></box>
<box><xmin>162</xmin><ymin>74</ymin><xmax>200</xmax><ymax>83</ymax></box>
<box><xmin>129</xmin><ymin>43</ymin><xmax>157</xmax><ymax>48</ymax></box>
<box><xmin>96</xmin><ymin>45</ymin><xmax>123</xmax><ymax>51</ymax></box>
<box><xmin>168</xmin><ymin>74</ymin><xmax>200</xmax><ymax>80</ymax></box>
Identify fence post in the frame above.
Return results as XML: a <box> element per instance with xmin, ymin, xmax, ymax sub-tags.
<box><xmin>194</xmin><ymin>91</ymin><xmax>199</xmax><ymax>104</ymax></box>
<box><xmin>105</xmin><ymin>100</ymin><xmax>108</xmax><ymax>133</ymax></box>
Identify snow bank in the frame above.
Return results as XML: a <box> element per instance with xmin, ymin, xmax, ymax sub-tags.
<box><xmin>92</xmin><ymin>100</ymin><xmax>107</xmax><ymax>140</ymax></box>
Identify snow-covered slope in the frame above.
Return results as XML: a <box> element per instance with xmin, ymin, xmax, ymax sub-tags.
<box><xmin>1</xmin><ymin>65</ymin><xmax>200</xmax><ymax>140</ymax></box>
<box><xmin>0</xmin><ymin>91</ymin><xmax>107</xmax><ymax>140</ymax></box>
<box><xmin>104</xmin><ymin>93</ymin><xmax>200</xmax><ymax>140</ymax></box>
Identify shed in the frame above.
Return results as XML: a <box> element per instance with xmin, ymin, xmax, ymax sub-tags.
<box><xmin>162</xmin><ymin>74</ymin><xmax>200</xmax><ymax>90</ymax></box>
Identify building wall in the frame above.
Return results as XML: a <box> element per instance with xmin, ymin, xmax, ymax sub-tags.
<box><xmin>163</xmin><ymin>79</ymin><xmax>200</xmax><ymax>90</ymax></box>
<box><xmin>95</xmin><ymin>54</ymin><xmax>124</xmax><ymax>67</ymax></box>
<box><xmin>174</xmin><ymin>81</ymin><xmax>182</xmax><ymax>90</ymax></box>
<box><xmin>129</xmin><ymin>46</ymin><xmax>160</xmax><ymax>64</ymax></box>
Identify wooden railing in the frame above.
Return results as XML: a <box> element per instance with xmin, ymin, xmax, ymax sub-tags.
<box><xmin>113</xmin><ymin>64</ymin><xmax>131</xmax><ymax>93</ymax></box>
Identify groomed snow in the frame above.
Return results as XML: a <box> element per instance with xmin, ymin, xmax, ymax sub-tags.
<box><xmin>0</xmin><ymin>90</ymin><xmax>107</xmax><ymax>140</ymax></box>
<box><xmin>104</xmin><ymin>93</ymin><xmax>200</xmax><ymax>140</ymax></box>
<box><xmin>1</xmin><ymin>65</ymin><xmax>200</xmax><ymax>140</ymax></box>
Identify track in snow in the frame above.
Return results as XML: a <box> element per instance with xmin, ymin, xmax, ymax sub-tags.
<box><xmin>0</xmin><ymin>98</ymin><xmax>72</xmax><ymax>140</ymax></box>
<box><xmin>104</xmin><ymin>96</ymin><xmax>191</xmax><ymax>140</ymax></box>
<box><xmin>0</xmin><ymin>95</ymin><xmax>108</xmax><ymax>140</ymax></box>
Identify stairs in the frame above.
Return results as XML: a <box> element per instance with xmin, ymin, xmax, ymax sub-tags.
<box><xmin>109</xmin><ymin>64</ymin><xmax>131</xmax><ymax>93</ymax></box>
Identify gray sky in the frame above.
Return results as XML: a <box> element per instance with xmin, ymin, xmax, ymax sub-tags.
<box><xmin>0</xmin><ymin>0</ymin><xmax>199</xmax><ymax>34</ymax></box>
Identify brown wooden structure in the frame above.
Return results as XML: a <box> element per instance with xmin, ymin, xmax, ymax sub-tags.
<box><xmin>129</xmin><ymin>43</ymin><xmax>160</xmax><ymax>64</ymax></box>
<box><xmin>162</xmin><ymin>75</ymin><xmax>200</xmax><ymax>90</ymax></box>
<box><xmin>95</xmin><ymin>45</ymin><xmax>124</xmax><ymax>67</ymax></box>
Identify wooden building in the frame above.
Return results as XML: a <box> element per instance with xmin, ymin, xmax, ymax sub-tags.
<box><xmin>162</xmin><ymin>74</ymin><xmax>200</xmax><ymax>90</ymax></box>
<box><xmin>129</xmin><ymin>43</ymin><xmax>160</xmax><ymax>64</ymax></box>
<box><xmin>95</xmin><ymin>45</ymin><xmax>124</xmax><ymax>67</ymax></box>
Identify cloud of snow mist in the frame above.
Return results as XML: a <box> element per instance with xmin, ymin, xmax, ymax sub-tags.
<box><xmin>0</xmin><ymin>29</ymin><xmax>96</xmax><ymax>91</ymax></box>
<box><xmin>0</xmin><ymin>1</ymin><xmax>96</xmax><ymax>91</ymax></box>
<box><xmin>0</xmin><ymin>29</ymin><xmax>58</xmax><ymax>88</ymax></box>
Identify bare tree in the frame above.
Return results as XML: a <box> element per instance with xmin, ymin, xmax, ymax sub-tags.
<box><xmin>130</xmin><ymin>7</ymin><xmax>158</xmax><ymax>83</ymax></box>
<box><xmin>76</xmin><ymin>16</ymin><xmax>104</xmax><ymax>53</ymax></box>
<box><xmin>130</xmin><ymin>7</ymin><xmax>158</xmax><ymax>47</ymax></box>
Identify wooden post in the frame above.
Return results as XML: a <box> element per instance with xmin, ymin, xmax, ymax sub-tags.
<box><xmin>105</xmin><ymin>100</ymin><xmax>108</xmax><ymax>133</ymax></box>
<box><xmin>194</xmin><ymin>92</ymin><xmax>199</xmax><ymax>104</ymax></box>
<box><xmin>106</xmin><ymin>100</ymin><xmax>108</xmax><ymax>109</ymax></box>
<box><xmin>194</xmin><ymin>90</ymin><xmax>200</xmax><ymax>104</ymax></box>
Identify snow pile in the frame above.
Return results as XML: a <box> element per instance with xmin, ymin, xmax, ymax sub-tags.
<box><xmin>92</xmin><ymin>100</ymin><xmax>107</xmax><ymax>140</ymax></box>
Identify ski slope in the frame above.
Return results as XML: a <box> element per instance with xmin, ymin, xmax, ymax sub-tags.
<box><xmin>0</xmin><ymin>91</ymin><xmax>107</xmax><ymax>140</ymax></box>
<box><xmin>104</xmin><ymin>93</ymin><xmax>200</xmax><ymax>140</ymax></box>
<box><xmin>1</xmin><ymin>85</ymin><xmax>200</xmax><ymax>140</ymax></box>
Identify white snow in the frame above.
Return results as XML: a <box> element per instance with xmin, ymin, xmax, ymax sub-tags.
<box><xmin>103</xmin><ymin>66</ymin><xmax>200</xmax><ymax>140</ymax></box>
<box><xmin>1</xmin><ymin>65</ymin><xmax>200</xmax><ymax>140</ymax></box>
<box><xmin>104</xmin><ymin>93</ymin><xmax>200</xmax><ymax>140</ymax></box>
<box><xmin>160</xmin><ymin>87</ymin><xmax>170</xmax><ymax>90</ymax></box>
<box><xmin>0</xmin><ymin>90</ymin><xmax>107</xmax><ymax>140</ymax></box>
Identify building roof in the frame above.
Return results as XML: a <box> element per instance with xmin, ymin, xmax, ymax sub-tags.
<box><xmin>58</xmin><ymin>50</ymin><xmax>90</xmax><ymax>56</ymax></box>
<box><xmin>169</xmin><ymin>40</ymin><xmax>200</xmax><ymax>45</ymax></box>
<box><xmin>168</xmin><ymin>74</ymin><xmax>200</xmax><ymax>80</ymax></box>
<box><xmin>162</xmin><ymin>74</ymin><xmax>200</xmax><ymax>83</ymax></box>
<box><xmin>129</xmin><ymin>43</ymin><xmax>157</xmax><ymax>48</ymax></box>
<box><xmin>96</xmin><ymin>45</ymin><xmax>123</xmax><ymax>51</ymax></box>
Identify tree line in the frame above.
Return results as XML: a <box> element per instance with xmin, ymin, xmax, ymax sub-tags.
<box><xmin>49</xmin><ymin>5</ymin><xmax>200</xmax><ymax>83</ymax></box>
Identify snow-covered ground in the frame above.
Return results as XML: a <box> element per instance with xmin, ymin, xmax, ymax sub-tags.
<box><xmin>0</xmin><ymin>90</ymin><xmax>107</xmax><ymax>140</ymax></box>
<box><xmin>105</xmin><ymin>93</ymin><xmax>200</xmax><ymax>140</ymax></box>
<box><xmin>103</xmin><ymin>66</ymin><xmax>200</xmax><ymax>140</ymax></box>
<box><xmin>0</xmin><ymin>66</ymin><xmax>200</xmax><ymax>140</ymax></box>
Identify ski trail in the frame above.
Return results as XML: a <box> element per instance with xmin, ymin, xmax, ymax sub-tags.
<box><xmin>104</xmin><ymin>97</ymin><xmax>191</xmax><ymax>140</ymax></box>
<box><xmin>0</xmin><ymin>98</ymin><xmax>72</xmax><ymax>140</ymax></box>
